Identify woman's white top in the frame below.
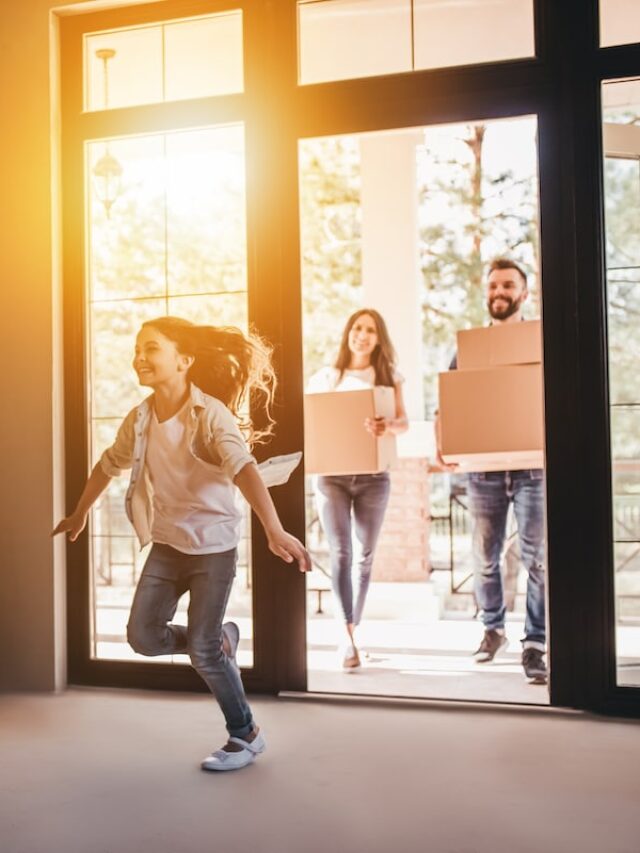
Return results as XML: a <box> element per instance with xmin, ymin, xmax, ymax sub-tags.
<box><xmin>306</xmin><ymin>365</ymin><xmax>403</xmax><ymax>393</ymax></box>
<box><xmin>146</xmin><ymin>399</ymin><xmax>244</xmax><ymax>555</ymax></box>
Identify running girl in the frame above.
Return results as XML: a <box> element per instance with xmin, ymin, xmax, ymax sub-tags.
<box><xmin>53</xmin><ymin>316</ymin><xmax>310</xmax><ymax>771</ymax></box>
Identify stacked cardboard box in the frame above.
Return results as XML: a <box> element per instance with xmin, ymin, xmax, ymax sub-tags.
<box><xmin>304</xmin><ymin>386</ymin><xmax>397</xmax><ymax>475</ymax></box>
<box><xmin>439</xmin><ymin>320</ymin><xmax>545</xmax><ymax>472</ymax></box>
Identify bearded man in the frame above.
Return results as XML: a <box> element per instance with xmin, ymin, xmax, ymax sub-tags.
<box><xmin>437</xmin><ymin>258</ymin><xmax>547</xmax><ymax>684</ymax></box>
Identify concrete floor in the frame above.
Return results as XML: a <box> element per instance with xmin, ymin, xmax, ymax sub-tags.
<box><xmin>307</xmin><ymin>615</ymin><xmax>550</xmax><ymax>704</ymax></box>
<box><xmin>2</xmin><ymin>688</ymin><xmax>639</xmax><ymax>853</ymax></box>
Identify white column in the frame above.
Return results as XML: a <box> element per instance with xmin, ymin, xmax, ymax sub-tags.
<box><xmin>360</xmin><ymin>131</ymin><xmax>424</xmax><ymax>422</ymax></box>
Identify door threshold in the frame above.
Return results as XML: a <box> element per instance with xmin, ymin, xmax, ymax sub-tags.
<box><xmin>279</xmin><ymin>689</ymin><xmax>580</xmax><ymax>717</ymax></box>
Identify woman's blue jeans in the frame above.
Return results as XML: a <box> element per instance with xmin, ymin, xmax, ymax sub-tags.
<box><xmin>316</xmin><ymin>473</ymin><xmax>391</xmax><ymax>626</ymax></box>
<box><xmin>127</xmin><ymin>543</ymin><xmax>254</xmax><ymax>739</ymax></box>
<box><xmin>467</xmin><ymin>470</ymin><xmax>546</xmax><ymax>646</ymax></box>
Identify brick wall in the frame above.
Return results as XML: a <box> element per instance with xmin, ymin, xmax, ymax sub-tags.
<box><xmin>373</xmin><ymin>458</ymin><xmax>431</xmax><ymax>581</ymax></box>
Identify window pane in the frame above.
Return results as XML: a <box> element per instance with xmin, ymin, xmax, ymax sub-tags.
<box><xmin>85</xmin><ymin>28</ymin><xmax>164</xmax><ymax>111</ymax></box>
<box><xmin>601</xmin><ymin>0</ymin><xmax>640</xmax><ymax>48</ymax></box>
<box><xmin>298</xmin><ymin>0</ymin><xmax>535</xmax><ymax>84</ymax></box>
<box><xmin>164</xmin><ymin>14</ymin><xmax>243</xmax><ymax>101</ymax></box>
<box><xmin>166</xmin><ymin>127</ymin><xmax>247</xmax><ymax>295</ymax></box>
<box><xmin>298</xmin><ymin>0</ymin><xmax>412</xmax><ymax>85</ymax></box>
<box><xmin>605</xmin><ymin>159</ymin><xmax>640</xmax><ymax>410</ymax></box>
<box><xmin>85</xmin><ymin>124</ymin><xmax>252</xmax><ymax>666</ymax></box>
<box><xmin>168</xmin><ymin>292</ymin><xmax>247</xmax><ymax>329</ymax></box>
<box><xmin>87</xmin><ymin>136</ymin><xmax>166</xmax><ymax>301</ymax></box>
<box><xmin>414</xmin><ymin>0</ymin><xmax>535</xmax><ymax>70</ymax></box>
<box><xmin>84</xmin><ymin>11</ymin><xmax>243</xmax><ymax>111</ymax></box>
<box><xmin>87</xmin><ymin>126</ymin><xmax>248</xmax><ymax>301</ymax></box>
<box><xmin>603</xmin><ymin>79</ymin><xmax>640</xmax><ymax>687</ymax></box>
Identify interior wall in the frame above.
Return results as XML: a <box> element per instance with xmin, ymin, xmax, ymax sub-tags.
<box><xmin>0</xmin><ymin>0</ymin><xmax>213</xmax><ymax>693</ymax></box>
<box><xmin>0</xmin><ymin>0</ymin><xmax>87</xmax><ymax>691</ymax></box>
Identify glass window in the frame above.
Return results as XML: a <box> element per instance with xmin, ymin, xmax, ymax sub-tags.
<box><xmin>86</xmin><ymin>124</ymin><xmax>253</xmax><ymax>666</ymax></box>
<box><xmin>163</xmin><ymin>15</ymin><xmax>244</xmax><ymax>101</ymax></box>
<box><xmin>84</xmin><ymin>11</ymin><xmax>243</xmax><ymax>111</ymax></box>
<box><xmin>600</xmin><ymin>0</ymin><xmax>640</xmax><ymax>48</ymax></box>
<box><xmin>413</xmin><ymin>0</ymin><xmax>535</xmax><ymax>71</ymax></box>
<box><xmin>602</xmin><ymin>79</ymin><xmax>640</xmax><ymax>687</ymax></box>
<box><xmin>297</xmin><ymin>0</ymin><xmax>535</xmax><ymax>85</ymax></box>
<box><xmin>298</xmin><ymin>0</ymin><xmax>412</xmax><ymax>85</ymax></box>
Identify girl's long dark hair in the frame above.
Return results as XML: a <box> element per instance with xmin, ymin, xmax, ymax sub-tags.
<box><xmin>334</xmin><ymin>308</ymin><xmax>397</xmax><ymax>387</ymax></box>
<box><xmin>143</xmin><ymin>316</ymin><xmax>276</xmax><ymax>447</ymax></box>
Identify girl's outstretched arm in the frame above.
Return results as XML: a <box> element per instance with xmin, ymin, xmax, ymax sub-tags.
<box><xmin>234</xmin><ymin>463</ymin><xmax>311</xmax><ymax>573</ymax></box>
<box><xmin>52</xmin><ymin>464</ymin><xmax>112</xmax><ymax>541</ymax></box>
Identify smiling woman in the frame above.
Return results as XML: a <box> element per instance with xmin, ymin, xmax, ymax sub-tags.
<box><xmin>306</xmin><ymin>309</ymin><xmax>408</xmax><ymax>669</ymax></box>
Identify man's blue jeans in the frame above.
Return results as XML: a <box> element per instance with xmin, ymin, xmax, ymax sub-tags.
<box><xmin>466</xmin><ymin>470</ymin><xmax>546</xmax><ymax>647</ymax></box>
<box><xmin>127</xmin><ymin>543</ymin><xmax>254</xmax><ymax>739</ymax></box>
<box><xmin>316</xmin><ymin>473</ymin><xmax>391</xmax><ymax>626</ymax></box>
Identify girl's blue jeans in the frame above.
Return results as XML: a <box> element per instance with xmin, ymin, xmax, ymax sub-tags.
<box><xmin>127</xmin><ymin>543</ymin><xmax>254</xmax><ymax>739</ymax></box>
<box><xmin>316</xmin><ymin>472</ymin><xmax>391</xmax><ymax>626</ymax></box>
<box><xmin>467</xmin><ymin>470</ymin><xmax>546</xmax><ymax>646</ymax></box>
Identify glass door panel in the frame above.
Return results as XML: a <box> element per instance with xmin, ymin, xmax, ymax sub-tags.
<box><xmin>602</xmin><ymin>79</ymin><xmax>640</xmax><ymax>687</ymax></box>
<box><xmin>85</xmin><ymin>124</ymin><xmax>254</xmax><ymax>667</ymax></box>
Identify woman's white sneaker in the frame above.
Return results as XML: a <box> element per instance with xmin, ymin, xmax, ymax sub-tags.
<box><xmin>342</xmin><ymin>645</ymin><xmax>361</xmax><ymax>670</ymax></box>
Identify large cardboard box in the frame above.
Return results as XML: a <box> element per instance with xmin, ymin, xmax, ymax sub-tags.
<box><xmin>439</xmin><ymin>363</ymin><xmax>544</xmax><ymax>472</ymax></box>
<box><xmin>304</xmin><ymin>387</ymin><xmax>397</xmax><ymax>475</ymax></box>
<box><xmin>457</xmin><ymin>319</ymin><xmax>541</xmax><ymax>370</ymax></box>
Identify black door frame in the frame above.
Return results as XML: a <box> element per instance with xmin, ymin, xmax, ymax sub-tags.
<box><xmin>60</xmin><ymin>0</ymin><xmax>640</xmax><ymax>715</ymax></box>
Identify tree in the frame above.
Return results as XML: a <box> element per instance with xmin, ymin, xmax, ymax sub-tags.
<box><xmin>299</xmin><ymin>136</ymin><xmax>363</xmax><ymax>379</ymax></box>
<box><xmin>418</xmin><ymin>121</ymin><xmax>540</xmax><ymax>414</ymax></box>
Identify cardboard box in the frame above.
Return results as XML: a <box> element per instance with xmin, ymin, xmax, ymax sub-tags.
<box><xmin>304</xmin><ymin>387</ymin><xmax>397</xmax><ymax>475</ymax></box>
<box><xmin>439</xmin><ymin>363</ymin><xmax>544</xmax><ymax>472</ymax></box>
<box><xmin>457</xmin><ymin>319</ymin><xmax>541</xmax><ymax>370</ymax></box>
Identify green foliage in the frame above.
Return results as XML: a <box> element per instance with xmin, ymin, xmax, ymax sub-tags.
<box><xmin>417</xmin><ymin>122</ymin><xmax>539</xmax><ymax>413</ymax></box>
<box><xmin>298</xmin><ymin>123</ymin><xmax>541</xmax><ymax>416</ymax></box>
<box><xmin>299</xmin><ymin>136</ymin><xmax>363</xmax><ymax>380</ymax></box>
<box><xmin>88</xmin><ymin>143</ymin><xmax>248</xmax><ymax>431</ymax></box>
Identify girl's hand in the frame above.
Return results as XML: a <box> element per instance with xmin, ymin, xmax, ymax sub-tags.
<box><xmin>364</xmin><ymin>416</ymin><xmax>387</xmax><ymax>437</ymax></box>
<box><xmin>52</xmin><ymin>512</ymin><xmax>88</xmax><ymax>542</ymax></box>
<box><xmin>267</xmin><ymin>530</ymin><xmax>312</xmax><ymax>573</ymax></box>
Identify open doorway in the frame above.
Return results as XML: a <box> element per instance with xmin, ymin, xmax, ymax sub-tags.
<box><xmin>299</xmin><ymin>116</ymin><xmax>549</xmax><ymax>704</ymax></box>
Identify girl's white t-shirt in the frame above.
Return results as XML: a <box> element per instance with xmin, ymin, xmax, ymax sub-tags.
<box><xmin>306</xmin><ymin>365</ymin><xmax>403</xmax><ymax>393</ymax></box>
<box><xmin>146</xmin><ymin>401</ymin><xmax>243</xmax><ymax>555</ymax></box>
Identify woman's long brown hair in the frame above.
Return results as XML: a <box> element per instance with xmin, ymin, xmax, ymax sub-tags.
<box><xmin>142</xmin><ymin>316</ymin><xmax>276</xmax><ymax>447</ymax></box>
<box><xmin>334</xmin><ymin>308</ymin><xmax>397</xmax><ymax>387</ymax></box>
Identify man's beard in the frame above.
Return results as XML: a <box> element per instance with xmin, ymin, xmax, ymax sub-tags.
<box><xmin>488</xmin><ymin>294</ymin><xmax>524</xmax><ymax>321</ymax></box>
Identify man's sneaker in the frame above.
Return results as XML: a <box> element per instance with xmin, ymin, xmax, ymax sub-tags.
<box><xmin>522</xmin><ymin>647</ymin><xmax>547</xmax><ymax>683</ymax></box>
<box><xmin>473</xmin><ymin>629</ymin><xmax>508</xmax><ymax>663</ymax></box>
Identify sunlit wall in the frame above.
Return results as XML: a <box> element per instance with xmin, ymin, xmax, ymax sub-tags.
<box><xmin>0</xmin><ymin>0</ymin><xmax>93</xmax><ymax>691</ymax></box>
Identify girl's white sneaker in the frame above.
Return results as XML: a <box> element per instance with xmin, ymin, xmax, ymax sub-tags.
<box><xmin>221</xmin><ymin>621</ymin><xmax>240</xmax><ymax>661</ymax></box>
<box><xmin>201</xmin><ymin>731</ymin><xmax>266</xmax><ymax>772</ymax></box>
